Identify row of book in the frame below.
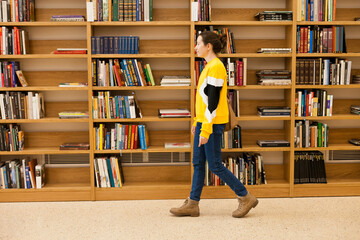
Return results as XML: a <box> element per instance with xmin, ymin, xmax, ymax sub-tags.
<box><xmin>86</xmin><ymin>0</ymin><xmax>153</xmax><ymax>22</ymax></box>
<box><xmin>0</xmin><ymin>61</ymin><xmax>21</xmax><ymax>87</ymax></box>
<box><xmin>295</xmin><ymin>120</ymin><xmax>329</xmax><ymax>148</ymax></box>
<box><xmin>195</xmin><ymin>27</ymin><xmax>236</xmax><ymax>54</ymax></box>
<box><xmin>297</xmin><ymin>26</ymin><xmax>346</xmax><ymax>53</ymax></box>
<box><xmin>50</xmin><ymin>15</ymin><xmax>85</xmax><ymax>22</ymax></box>
<box><xmin>0</xmin><ymin>26</ymin><xmax>29</xmax><ymax>55</ymax></box>
<box><xmin>191</xmin><ymin>0</ymin><xmax>211</xmax><ymax>22</ymax></box>
<box><xmin>0</xmin><ymin>123</ymin><xmax>24</xmax><ymax>151</ymax></box>
<box><xmin>294</xmin><ymin>151</ymin><xmax>327</xmax><ymax>184</ymax></box>
<box><xmin>94</xmin><ymin>156</ymin><xmax>124</xmax><ymax>188</ymax></box>
<box><xmin>194</xmin><ymin>59</ymin><xmax>206</xmax><ymax>87</ymax></box>
<box><xmin>205</xmin><ymin>153</ymin><xmax>266</xmax><ymax>186</ymax></box>
<box><xmin>255</xmin><ymin>11</ymin><xmax>293</xmax><ymax>21</ymax></box>
<box><xmin>91</xmin><ymin>36</ymin><xmax>139</xmax><ymax>54</ymax></box>
<box><xmin>59</xmin><ymin>143</ymin><xmax>89</xmax><ymax>150</ymax></box>
<box><xmin>295</xmin><ymin>89</ymin><xmax>333</xmax><ymax>117</ymax></box>
<box><xmin>58</xmin><ymin>111</ymin><xmax>89</xmax><ymax>119</ymax></box>
<box><xmin>94</xmin><ymin>123</ymin><xmax>149</xmax><ymax>150</ymax></box>
<box><xmin>224</xmin><ymin>58</ymin><xmax>247</xmax><ymax>86</ymax></box>
<box><xmin>92</xmin><ymin>58</ymin><xmax>155</xmax><ymax>87</ymax></box>
<box><xmin>0</xmin><ymin>0</ymin><xmax>35</xmax><ymax>22</ymax></box>
<box><xmin>353</xmin><ymin>75</ymin><xmax>360</xmax><ymax>84</ymax></box>
<box><xmin>92</xmin><ymin>92</ymin><xmax>142</xmax><ymax>119</ymax></box>
<box><xmin>296</xmin><ymin>58</ymin><xmax>352</xmax><ymax>85</ymax></box>
<box><xmin>0</xmin><ymin>158</ymin><xmax>45</xmax><ymax>189</ymax></box>
<box><xmin>257</xmin><ymin>106</ymin><xmax>291</xmax><ymax>117</ymax></box>
<box><xmin>256</xmin><ymin>70</ymin><xmax>291</xmax><ymax>86</ymax></box>
<box><xmin>298</xmin><ymin>0</ymin><xmax>336</xmax><ymax>22</ymax></box>
<box><xmin>0</xmin><ymin>92</ymin><xmax>45</xmax><ymax>120</ymax></box>
<box><xmin>222</xmin><ymin>125</ymin><xmax>242</xmax><ymax>149</ymax></box>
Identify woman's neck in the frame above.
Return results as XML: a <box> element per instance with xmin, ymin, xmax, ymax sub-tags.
<box><xmin>204</xmin><ymin>52</ymin><xmax>217</xmax><ymax>63</ymax></box>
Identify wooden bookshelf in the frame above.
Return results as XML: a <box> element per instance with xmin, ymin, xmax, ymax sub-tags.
<box><xmin>0</xmin><ymin>0</ymin><xmax>359</xmax><ymax>202</ymax></box>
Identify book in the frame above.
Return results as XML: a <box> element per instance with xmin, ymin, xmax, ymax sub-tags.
<box><xmin>35</xmin><ymin>163</ymin><xmax>45</xmax><ymax>189</ymax></box>
<box><xmin>348</xmin><ymin>139</ymin><xmax>360</xmax><ymax>146</ymax></box>
<box><xmin>59</xmin><ymin>143</ymin><xmax>90</xmax><ymax>150</ymax></box>
<box><xmin>59</xmin><ymin>82</ymin><xmax>88</xmax><ymax>87</ymax></box>
<box><xmin>58</xmin><ymin>111</ymin><xmax>89</xmax><ymax>119</ymax></box>
<box><xmin>15</xmin><ymin>70</ymin><xmax>29</xmax><ymax>87</ymax></box>
<box><xmin>159</xmin><ymin>109</ymin><xmax>191</xmax><ymax>118</ymax></box>
<box><xmin>257</xmin><ymin>140</ymin><xmax>290</xmax><ymax>147</ymax></box>
<box><xmin>165</xmin><ymin>142</ymin><xmax>191</xmax><ymax>149</ymax></box>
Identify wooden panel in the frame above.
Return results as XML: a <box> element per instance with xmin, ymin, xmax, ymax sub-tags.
<box><xmin>211</xmin><ymin>8</ymin><xmax>290</xmax><ymax>21</ymax></box>
<box><xmin>152</xmin><ymin>8</ymin><xmax>190</xmax><ymax>21</ymax></box>
<box><xmin>151</xmin><ymin>70</ymin><xmax>191</xmax><ymax>85</ymax></box>
<box><xmin>0</xmin><ymin>189</ymin><xmax>91</xmax><ymax>202</ymax></box>
<box><xmin>336</xmin><ymin>9</ymin><xmax>360</xmax><ymax>21</ymax></box>
<box><xmin>140</xmin><ymin>40</ymin><xmax>190</xmax><ymax>54</ymax></box>
<box><xmin>138</xmin><ymin>100</ymin><xmax>190</xmax><ymax>117</ymax></box>
<box><xmin>45</xmin><ymin>101</ymin><xmax>88</xmax><ymax>117</ymax></box>
<box><xmin>149</xmin><ymin>130</ymin><xmax>190</xmax><ymax>146</ymax></box>
<box><xmin>25</xmin><ymin>132</ymin><xmax>89</xmax><ymax>148</ymax></box>
<box><xmin>242</xmin><ymin>129</ymin><xmax>287</xmax><ymax>145</ymax></box>
<box><xmin>36</xmin><ymin>9</ymin><xmax>87</xmax><ymax>22</ymax></box>
<box><xmin>293</xmin><ymin>183</ymin><xmax>360</xmax><ymax>197</ymax></box>
<box><xmin>46</xmin><ymin>167</ymin><xmax>90</xmax><ymax>184</ymax></box>
<box><xmin>329</xmin><ymin>128</ymin><xmax>360</xmax><ymax>144</ymax></box>
<box><xmin>345</xmin><ymin>39</ymin><xmax>360</xmax><ymax>53</ymax></box>
<box><xmin>332</xmin><ymin>99</ymin><xmax>360</xmax><ymax>114</ymax></box>
<box><xmin>326</xmin><ymin>163</ymin><xmax>360</xmax><ymax>180</ymax></box>
<box><xmin>234</xmin><ymin>39</ymin><xmax>289</xmax><ymax>53</ymax></box>
<box><xmin>24</xmin><ymin>71</ymin><xmax>87</xmax><ymax>87</ymax></box>
<box><xmin>238</xmin><ymin>99</ymin><xmax>287</xmax><ymax>115</ymax></box>
<box><xmin>29</xmin><ymin>40</ymin><xmax>87</xmax><ymax>54</ymax></box>
<box><xmin>123</xmin><ymin>165</ymin><xmax>190</xmax><ymax>183</ymax></box>
<box><xmin>263</xmin><ymin>164</ymin><xmax>286</xmax><ymax>182</ymax></box>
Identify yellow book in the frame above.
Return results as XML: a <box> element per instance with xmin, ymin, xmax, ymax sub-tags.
<box><xmin>312</xmin><ymin>97</ymin><xmax>318</xmax><ymax>116</ymax></box>
<box><xmin>99</xmin><ymin>123</ymin><xmax>103</xmax><ymax>150</ymax></box>
<box><xmin>114</xmin><ymin>157</ymin><xmax>122</xmax><ymax>187</ymax></box>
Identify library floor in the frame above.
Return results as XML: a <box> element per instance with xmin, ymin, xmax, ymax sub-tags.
<box><xmin>1</xmin><ymin>196</ymin><xmax>359</xmax><ymax>240</ymax></box>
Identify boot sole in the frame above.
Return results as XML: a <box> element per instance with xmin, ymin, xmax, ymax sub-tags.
<box><xmin>232</xmin><ymin>199</ymin><xmax>259</xmax><ymax>218</ymax></box>
<box><xmin>170</xmin><ymin>210</ymin><xmax>200</xmax><ymax>217</ymax></box>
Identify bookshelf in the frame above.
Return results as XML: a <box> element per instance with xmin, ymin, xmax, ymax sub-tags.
<box><xmin>0</xmin><ymin>0</ymin><xmax>359</xmax><ymax>202</ymax></box>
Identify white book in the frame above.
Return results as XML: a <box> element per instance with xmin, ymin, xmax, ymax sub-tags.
<box><xmin>97</xmin><ymin>158</ymin><xmax>107</xmax><ymax>188</ymax></box>
<box><xmin>2</xmin><ymin>27</ymin><xmax>6</xmax><ymax>54</ymax></box>
<box><xmin>86</xmin><ymin>1</ymin><xmax>94</xmax><ymax>22</ymax></box>
<box><xmin>35</xmin><ymin>164</ymin><xmax>45</xmax><ymax>189</ymax></box>
<box><xmin>144</xmin><ymin>0</ymin><xmax>149</xmax><ymax>21</ymax></box>
<box><xmin>345</xmin><ymin>61</ymin><xmax>352</xmax><ymax>85</ymax></box>
<box><xmin>102</xmin><ymin>158</ymin><xmax>110</xmax><ymax>187</ymax></box>
<box><xmin>93</xmin><ymin>159</ymin><xmax>100</xmax><ymax>188</ymax></box>
<box><xmin>128</xmin><ymin>95</ymin><xmax>136</xmax><ymax>118</ymax></box>
<box><xmin>228</xmin><ymin>61</ymin><xmax>235</xmax><ymax>86</ymax></box>
<box><xmin>340</xmin><ymin>60</ymin><xmax>346</xmax><ymax>85</ymax></box>
<box><xmin>111</xmin><ymin>129</ymin><xmax>115</xmax><ymax>150</ymax></box>
<box><xmin>2</xmin><ymin>1</ymin><xmax>7</xmax><ymax>22</ymax></box>
<box><xmin>27</xmin><ymin>92</ymin><xmax>33</xmax><ymax>119</ymax></box>
<box><xmin>191</xmin><ymin>1</ymin><xmax>198</xmax><ymax>21</ymax></box>
<box><xmin>0</xmin><ymin>94</ymin><xmax>5</xmax><ymax>119</ymax></box>
<box><xmin>21</xmin><ymin>30</ymin><xmax>26</xmax><ymax>54</ymax></box>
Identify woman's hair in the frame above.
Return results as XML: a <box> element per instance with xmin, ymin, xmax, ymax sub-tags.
<box><xmin>199</xmin><ymin>31</ymin><xmax>227</xmax><ymax>54</ymax></box>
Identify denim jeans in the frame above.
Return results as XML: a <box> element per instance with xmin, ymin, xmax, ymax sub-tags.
<box><xmin>190</xmin><ymin>122</ymin><xmax>248</xmax><ymax>201</ymax></box>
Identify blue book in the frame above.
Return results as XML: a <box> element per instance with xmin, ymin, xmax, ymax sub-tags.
<box><xmin>309</xmin><ymin>30</ymin><xmax>313</xmax><ymax>53</ymax></box>
<box><xmin>109</xmin><ymin>36</ymin><xmax>114</xmax><ymax>54</ymax></box>
<box><xmin>91</xmin><ymin>36</ymin><xmax>96</xmax><ymax>54</ymax></box>
<box><xmin>135</xmin><ymin>36</ymin><xmax>139</xmax><ymax>54</ymax></box>
<box><xmin>104</xmin><ymin>36</ymin><xmax>109</xmax><ymax>54</ymax></box>
<box><xmin>95</xmin><ymin>37</ymin><xmax>101</xmax><ymax>54</ymax></box>
<box><xmin>130</xmin><ymin>36</ymin><xmax>135</xmax><ymax>54</ymax></box>
<box><xmin>310</xmin><ymin>0</ymin><xmax>314</xmax><ymax>21</ymax></box>
<box><xmin>2</xmin><ymin>166</ymin><xmax>8</xmax><ymax>188</ymax></box>
<box><xmin>138</xmin><ymin>125</ymin><xmax>145</xmax><ymax>150</ymax></box>
<box><xmin>106</xmin><ymin>158</ymin><xmax>115</xmax><ymax>187</ymax></box>
<box><xmin>106</xmin><ymin>132</ymin><xmax>111</xmax><ymax>149</ymax></box>
<box><xmin>118</xmin><ymin>96</ymin><xmax>124</xmax><ymax>118</ymax></box>
<box><xmin>124</xmin><ymin>96</ymin><xmax>131</xmax><ymax>119</ymax></box>
<box><xmin>25</xmin><ymin>166</ymin><xmax>30</xmax><ymax>189</ymax></box>
<box><xmin>100</xmin><ymin>37</ymin><xmax>104</xmax><ymax>54</ymax></box>
<box><xmin>136</xmin><ymin>0</ymin><xmax>140</xmax><ymax>21</ymax></box>
<box><xmin>120</xmin><ymin>36</ymin><xmax>125</xmax><ymax>54</ymax></box>
<box><xmin>121</xmin><ymin>59</ymin><xmax>133</xmax><ymax>86</ymax></box>
<box><xmin>131</xmin><ymin>59</ymin><xmax>141</xmax><ymax>85</ymax></box>
<box><xmin>114</xmin><ymin>37</ymin><xmax>119</xmax><ymax>54</ymax></box>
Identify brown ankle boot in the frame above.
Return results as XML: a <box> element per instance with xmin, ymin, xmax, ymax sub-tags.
<box><xmin>170</xmin><ymin>197</ymin><xmax>200</xmax><ymax>217</ymax></box>
<box><xmin>232</xmin><ymin>192</ymin><xmax>258</xmax><ymax>218</ymax></box>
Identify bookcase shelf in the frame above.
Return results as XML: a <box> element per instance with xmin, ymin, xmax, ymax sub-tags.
<box><xmin>1</xmin><ymin>0</ymin><xmax>359</xmax><ymax>202</ymax></box>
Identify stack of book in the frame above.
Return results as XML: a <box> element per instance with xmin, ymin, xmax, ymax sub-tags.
<box><xmin>257</xmin><ymin>106</ymin><xmax>291</xmax><ymax>117</ymax></box>
<box><xmin>353</xmin><ymin>75</ymin><xmax>360</xmax><ymax>84</ymax></box>
<box><xmin>295</xmin><ymin>89</ymin><xmax>333</xmax><ymax>117</ymax></box>
<box><xmin>0</xmin><ymin>124</ymin><xmax>24</xmax><ymax>151</ymax></box>
<box><xmin>257</xmin><ymin>140</ymin><xmax>290</xmax><ymax>147</ymax></box>
<box><xmin>350</xmin><ymin>105</ymin><xmax>360</xmax><ymax>115</ymax></box>
<box><xmin>0</xmin><ymin>158</ymin><xmax>43</xmax><ymax>189</ymax></box>
<box><xmin>205</xmin><ymin>153</ymin><xmax>266</xmax><ymax>186</ymax></box>
<box><xmin>52</xmin><ymin>48</ymin><xmax>87</xmax><ymax>54</ymax></box>
<box><xmin>158</xmin><ymin>109</ymin><xmax>191</xmax><ymax>118</ymax></box>
<box><xmin>59</xmin><ymin>143</ymin><xmax>90</xmax><ymax>150</ymax></box>
<box><xmin>91</xmin><ymin>36</ymin><xmax>139</xmax><ymax>54</ymax></box>
<box><xmin>164</xmin><ymin>143</ymin><xmax>191</xmax><ymax>149</ymax></box>
<box><xmin>257</xmin><ymin>48</ymin><xmax>292</xmax><ymax>54</ymax></box>
<box><xmin>295</xmin><ymin>120</ymin><xmax>329</xmax><ymax>148</ymax></box>
<box><xmin>59</xmin><ymin>82</ymin><xmax>88</xmax><ymax>87</ymax></box>
<box><xmin>256</xmin><ymin>70</ymin><xmax>291</xmax><ymax>86</ymax></box>
<box><xmin>58</xmin><ymin>111</ymin><xmax>89</xmax><ymax>119</ymax></box>
<box><xmin>255</xmin><ymin>11</ymin><xmax>293</xmax><ymax>21</ymax></box>
<box><xmin>50</xmin><ymin>15</ymin><xmax>85</xmax><ymax>22</ymax></box>
<box><xmin>92</xmin><ymin>59</ymin><xmax>154</xmax><ymax>87</ymax></box>
<box><xmin>160</xmin><ymin>76</ymin><xmax>191</xmax><ymax>86</ymax></box>
<box><xmin>94</xmin><ymin>156</ymin><xmax>124</xmax><ymax>188</ymax></box>
<box><xmin>94</xmin><ymin>124</ymin><xmax>149</xmax><ymax>150</ymax></box>
<box><xmin>294</xmin><ymin>151</ymin><xmax>327</xmax><ymax>184</ymax></box>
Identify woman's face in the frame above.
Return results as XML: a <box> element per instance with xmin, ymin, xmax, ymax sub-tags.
<box><xmin>195</xmin><ymin>36</ymin><xmax>210</xmax><ymax>58</ymax></box>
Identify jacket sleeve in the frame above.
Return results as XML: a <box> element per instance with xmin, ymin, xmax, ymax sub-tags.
<box><xmin>200</xmin><ymin>67</ymin><xmax>225</xmax><ymax>139</ymax></box>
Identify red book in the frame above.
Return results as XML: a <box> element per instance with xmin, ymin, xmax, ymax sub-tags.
<box><xmin>53</xmin><ymin>50</ymin><xmax>87</xmax><ymax>54</ymax></box>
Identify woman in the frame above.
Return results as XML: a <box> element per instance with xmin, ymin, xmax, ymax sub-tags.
<box><xmin>170</xmin><ymin>31</ymin><xmax>258</xmax><ymax>218</ymax></box>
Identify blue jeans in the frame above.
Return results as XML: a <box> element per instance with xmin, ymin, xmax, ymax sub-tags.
<box><xmin>190</xmin><ymin>122</ymin><xmax>248</xmax><ymax>201</ymax></box>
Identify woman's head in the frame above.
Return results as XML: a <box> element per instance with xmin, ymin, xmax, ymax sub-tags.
<box><xmin>195</xmin><ymin>31</ymin><xmax>226</xmax><ymax>58</ymax></box>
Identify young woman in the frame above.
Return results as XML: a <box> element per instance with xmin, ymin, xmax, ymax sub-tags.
<box><xmin>170</xmin><ymin>31</ymin><xmax>258</xmax><ymax>218</ymax></box>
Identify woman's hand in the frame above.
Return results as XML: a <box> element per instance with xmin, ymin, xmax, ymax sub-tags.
<box><xmin>198</xmin><ymin>136</ymin><xmax>208</xmax><ymax>147</ymax></box>
<box><xmin>191</xmin><ymin>125</ymin><xmax>196</xmax><ymax>135</ymax></box>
